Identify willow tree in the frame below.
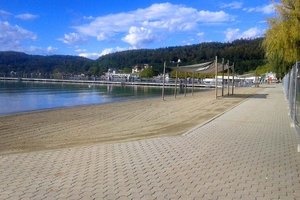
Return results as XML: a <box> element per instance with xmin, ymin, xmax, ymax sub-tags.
<box><xmin>264</xmin><ymin>0</ymin><xmax>300</xmax><ymax>78</ymax></box>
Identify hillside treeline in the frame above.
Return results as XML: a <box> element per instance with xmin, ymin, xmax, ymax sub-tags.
<box><xmin>98</xmin><ymin>38</ymin><xmax>265</xmax><ymax>75</ymax></box>
<box><xmin>0</xmin><ymin>38</ymin><xmax>265</xmax><ymax>77</ymax></box>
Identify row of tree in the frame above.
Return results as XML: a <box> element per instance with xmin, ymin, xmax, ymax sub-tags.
<box><xmin>0</xmin><ymin>38</ymin><xmax>266</xmax><ymax>78</ymax></box>
<box><xmin>263</xmin><ymin>0</ymin><xmax>300</xmax><ymax>78</ymax></box>
<box><xmin>97</xmin><ymin>38</ymin><xmax>265</xmax><ymax>75</ymax></box>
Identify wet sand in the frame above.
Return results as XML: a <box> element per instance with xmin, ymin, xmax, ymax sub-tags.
<box><xmin>0</xmin><ymin>87</ymin><xmax>262</xmax><ymax>154</ymax></box>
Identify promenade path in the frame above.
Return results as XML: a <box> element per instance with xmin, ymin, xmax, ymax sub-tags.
<box><xmin>0</xmin><ymin>84</ymin><xmax>300</xmax><ymax>199</ymax></box>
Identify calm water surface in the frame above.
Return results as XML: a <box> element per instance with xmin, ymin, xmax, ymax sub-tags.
<box><xmin>0</xmin><ymin>81</ymin><xmax>206</xmax><ymax>115</ymax></box>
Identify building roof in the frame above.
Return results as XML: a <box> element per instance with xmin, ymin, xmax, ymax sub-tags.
<box><xmin>171</xmin><ymin>61</ymin><xmax>233</xmax><ymax>74</ymax></box>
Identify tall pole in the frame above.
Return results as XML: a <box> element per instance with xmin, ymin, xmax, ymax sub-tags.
<box><xmin>184</xmin><ymin>72</ymin><xmax>187</xmax><ymax>97</ymax></box>
<box><xmin>192</xmin><ymin>72</ymin><xmax>195</xmax><ymax>96</ymax></box>
<box><xmin>215</xmin><ymin>56</ymin><xmax>218</xmax><ymax>99</ymax></box>
<box><xmin>227</xmin><ymin>60</ymin><xmax>230</xmax><ymax>96</ymax></box>
<box><xmin>221</xmin><ymin>58</ymin><xmax>225</xmax><ymax>96</ymax></box>
<box><xmin>162</xmin><ymin>61</ymin><xmax>166</xmax><ymax>100</ymax></box>
<box><xmin>174</xmin><ymin>70</ymin><xmax>178</xmax><ymax>98</ymax></box>
<box><xmin>174</xmin><ymin>59</ymin><xmax>180</xmax><ymax>98</ymax></box>
<box><xmin>232</xmin><ymin>63</ymin><xmax>235</xmax><ymax>95</ymax></box>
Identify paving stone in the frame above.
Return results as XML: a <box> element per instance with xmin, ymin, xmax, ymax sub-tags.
<box><xmin>0</xmin><ymin>85</ymin><xmax>299</xmax><ymax>199</ymax></box>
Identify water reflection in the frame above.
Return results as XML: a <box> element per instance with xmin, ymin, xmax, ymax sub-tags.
<box><xmin>0</xmin><ymin>81</ymin><xmax>207</xmax><ymax>115</ymax></box>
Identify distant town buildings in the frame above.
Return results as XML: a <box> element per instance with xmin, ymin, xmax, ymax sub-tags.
<box><xmin>131</xmin><ymin>64</ymin><xmax>152</xmax><ymax>74</ymax></box>
<box><xmin>104</xmin><ymin>64</ymin><xmax>153</xmax><ymax>81</ymax></box>
<box><xmin>105</xmin><ymin>69</ymin><xmax>131</xmax><ymax>81</ymax></box>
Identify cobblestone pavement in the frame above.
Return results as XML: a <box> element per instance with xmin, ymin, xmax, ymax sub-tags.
<box><xmin>0</xmin><ymin>85</ymin><xmax>300</xmax><ymax>200</ymax></box>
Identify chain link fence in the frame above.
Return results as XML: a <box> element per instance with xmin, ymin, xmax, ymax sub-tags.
<box><xmin>283</xmin><ymin>62</ymin><xmax>300</xmax><ymax>130</ymax></box>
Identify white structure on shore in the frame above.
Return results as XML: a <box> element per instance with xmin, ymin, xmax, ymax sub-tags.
<box><xmin>132</xmin><ymin>64</ymin><xmax>152</xmax><ymax>74</ymax></box>
<box><xmin>105</xmin><ymin>69</ymin><xmax>131</xmax><ymax>81</ymax></box>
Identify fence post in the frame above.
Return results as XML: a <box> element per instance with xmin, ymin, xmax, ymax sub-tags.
<box><xmin>293</xmin><ymin>63</ymin><xmax>298</xmax><ymax>123</ymax></box>
<box><xmin>215</xmin><ymin>56</ymin><xmax>218</xmax><ymax>99</ymax></box>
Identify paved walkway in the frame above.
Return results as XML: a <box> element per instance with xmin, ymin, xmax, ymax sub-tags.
<box><xmin>0</xmin><ymin>85</ymin><xmax>300</xmax><ymax>200</ymax></box>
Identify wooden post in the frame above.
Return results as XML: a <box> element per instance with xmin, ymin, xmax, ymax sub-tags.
<box><xmin>174</xmin><ymin>70</ymin><xmax>178</xmax><ymax>98</ymax></box>
<box><xmin>215</xmin><ymin>56</ymin><xmax>218</xmax><ymax>99</ymax></box>
<box><xmin>192</xmin><ymin>72</ymin><xmax>195</xmax><ymax>96</ymax></box>
<box><xmin>227</xmin><ymin>60</ymin><xmax>230</xmax><ymax>96</ymax></box>
<box><xmin>232</xmin><ymin>63</ymin><xmax>235</xmax><ymax>95</ymax></box>
<box><xmin>184</xmin><ymin>72</ymin><xmax>187</xmax><ymax>97</ymax></box>
<box><xmin>221</xmin><ymin>58</ymin><xmax>225</xmax><ymax>96</ymax></box>
<box><xmin>162</xmin><ymin>61</ymin><xmax>166</xmax><ymax>100</ymax></box>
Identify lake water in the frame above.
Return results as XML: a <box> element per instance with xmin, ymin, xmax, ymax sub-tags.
<box><xmin>0</xmin><ymin>81</ymin><xmax>207</xmax><ymax>115</ymax></box>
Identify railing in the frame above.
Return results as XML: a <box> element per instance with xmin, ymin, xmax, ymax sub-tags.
<box><xmin>283</xmin><ymin>62</ymin><xmax>300</xmax><ymax>130</ymax></box>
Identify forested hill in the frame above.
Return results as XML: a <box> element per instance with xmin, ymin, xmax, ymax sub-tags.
<box><xmin>0</xmin><ymin>38</ymin><xmax>265</xmax><ymax>76</ymax></box>
<box><xmin>0</xmin><ymin>51</ymin><xmax>95</xmax><ymax>76</ymax></box>
<box><xmin>98</xmin><ymin>38</ymin><xmax>265</xmax><ymax>74</ymax></box>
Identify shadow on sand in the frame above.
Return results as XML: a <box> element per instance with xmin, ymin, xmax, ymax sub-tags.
<box><xmin>222</xmin><ymin>93</ymin><xmax>268</xmax><ymax>99</ymax></box>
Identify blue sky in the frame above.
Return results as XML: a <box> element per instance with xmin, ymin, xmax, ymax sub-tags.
<box><xmin>0</xmin><ymin>0</ymin><xmax>275</xmax><ymax>59</ymax></box>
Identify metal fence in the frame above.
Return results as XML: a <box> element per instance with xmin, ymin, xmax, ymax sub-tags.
<box><xmin>283</xmin><ymin>62</ymin><xmax>300</xmax><ymax>129</ymax></box>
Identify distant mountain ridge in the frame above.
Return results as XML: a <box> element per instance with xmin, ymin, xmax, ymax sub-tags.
<box><xmin>97</xmin><ymin>38</ymin><xmax>265</xmax><ymax>74</ymax></box>
<box><xmin>0</xmin><ymin>38</ymin><xmax>265</xmax><ymax>77</ymax></box>
<box><xmin>0</xmin><ymin>51</ymin><xmax>95</xmax><ymax>76</ymax></box>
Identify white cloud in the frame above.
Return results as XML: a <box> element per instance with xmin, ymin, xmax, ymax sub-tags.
<box><xmin>225</xmin><ymin>27</ymin><xmax>264</xmax><ymax>41</ymax></box>
<box><xmin>75</xmin><ymin>48</ymin><xmax>87</xmax><ymax>53</ymax></box>
<box><xmin>15</xmin><ymin>13</ymin><xmax>39</xmax><ymax>20</ymax></box>
<box><xmin>26</xmin><ymin>45</ymin><xmax>58</xmax><ymax>54</ymax></box>
<box><xmin>0</xmin><ymin>21</ymin><xmax>37</xmax><ymax>50</ymax></box>
<box><xmin>59</xmin><ymin>32</ymin><xmax>86</xmax><ymax>45</ymax></box>
<box><xmin>79</xmin><ymin>52</ymin><xmax>101</xmax><ymax>60</ymax></box>
<box><xmin>68</xmin><ymin>2</ymin><xmax>233</xmax><ymax>48</ymax></box>
<box><xmin>220</xmin><ymin>1</ymin><xmax>243</xmax><ymax>9</ymax></box>
<box><xmin>244</xmin><ymin>4</ymin><xmax>275</xmax><ymax>14</ymax></box>
<box><xmin>83</xmin><ymin>16</ymin><xmax>94</xmax><ymax>20</ymax></box>
<box><xmin>197</xmin><ymin>32</ymin><xmax>205</xmax><ymax>37</ymax></box>
<box><xmin>100</xmin><ymin>48</ymin><xmax>114</xmax><ymax>56</ymax></box>
<box><xmin>0</xmin><ymin>10</ymin><xmax>12</xmax><ymax>18</ymax></box>
<box><xmin>79</xmin><ymin>47</ymin><xmax>128</xmax><ymax>59</ymax></box>
<box><xmin>242</xmin><ymin>27</ymin><xmax>263</xmax><ymax>38</ymax></box>
<box><xmin>122</xmin><ymin>26</ymin><xmax>155</xmax><ymax>48</ymax></box>
<box><xmin>0</xmin><ymin>19</ymin><xmax>56</xmax><ymax>54</ymax></box>
<box><xmin>198</xmin><ymin>10</ymin><xmax>231</xmax><ymax>23</ymax></box>
<box><xmin>46</xmin><ymin>46</ymin><xmax>58</xmax><ymax>53</ymax></box>
<box><xmin>225</xmin><ymin>28</ymin><xmax>240</xmax><ymax>41</ymax></box>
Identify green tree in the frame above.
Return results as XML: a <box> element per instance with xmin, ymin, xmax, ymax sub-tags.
<box><xmin>123</xmin><ymin>67</ymin><xmax>132</xmax><ymax>74</ymax></box>
<box><xmin>89</xmin><ymin>66</ymin><xmax>99</xmax><ymax>76</ymax></box>
<box><xmin>139</xmin><ymin>68</ymin><xmax>154</xmax><ymax>78</ymax></box>
<box><xmin>264</xmin><ymin>0</ymin><xmax>300</xmax><ymax>77</ymax></box>
<box><xmin>255</xmin><ymin>64</ymin><xmax>272</xmax><ymax>76</ymax></box>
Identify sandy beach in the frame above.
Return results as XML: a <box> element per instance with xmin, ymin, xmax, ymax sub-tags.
<box><xmin>0</xmin><ymin>87</ymin><xmax>262</xmax><ymax>154</ymax></box>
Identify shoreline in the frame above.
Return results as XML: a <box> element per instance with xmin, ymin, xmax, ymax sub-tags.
<box><xmin>0</xmin><ymin>87</ymin><xmax>262</xmax><ymax>154</ymax></box>
<box><xmin>0</xmin><ymin>88</ymin><xmax>212</xmax><ymax>117</ymax></box>
<box><xmin>0</xmin><ymin>79</ymin><xmax>212</xmax><ymax>116</ymax></box>
<box><xmin>0</xmin><ymin>77</ymin><xmax>215</xmax><ymax>88</ymax></box>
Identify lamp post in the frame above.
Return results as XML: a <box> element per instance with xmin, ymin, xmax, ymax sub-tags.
<box><xmin>232</xmin><ymin>63</ymin><xmax>235</xmax><ymax>95</ymax></box>
<box><xmin>162</xmin><ymin>61</ymin><xmax>166</xmax><ymax>100</ymax></box>
<box><xmin>174</xmin><ymin>59</ymin><xmax>181</xmax><ymax>98</ymax></box>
